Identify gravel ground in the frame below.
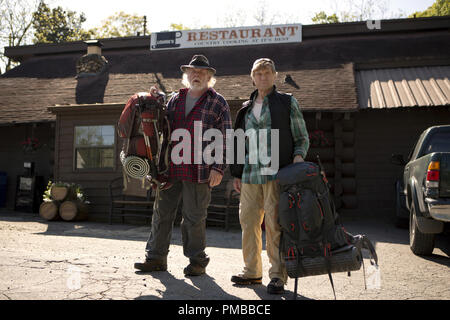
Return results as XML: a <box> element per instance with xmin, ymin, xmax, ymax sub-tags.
<box><xmin>0</xmin><ymin>210</ymin><xmax>449</xmax><ymax>301</ymax></box>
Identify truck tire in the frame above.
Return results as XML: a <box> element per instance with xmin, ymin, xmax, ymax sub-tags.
<box><xmin>409</xmin><ymin>203</ymin><xmax>435</xmax><ymax>256</ymax></box>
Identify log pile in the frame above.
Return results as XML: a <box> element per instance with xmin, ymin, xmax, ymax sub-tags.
<box><xmin>39</xmin><ymin>182</ymin><xmax>89</xmax><ymax>221</ymax></box>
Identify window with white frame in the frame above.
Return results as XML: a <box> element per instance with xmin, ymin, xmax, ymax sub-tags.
<box><xmin>74</xmin><ymin>125</ymin><xmax>115</xmax><ymax>169</ymax></box>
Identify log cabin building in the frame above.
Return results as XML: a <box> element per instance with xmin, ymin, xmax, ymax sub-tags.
<box><xmin>0</xmin><ymin>16</ymin><xmax>449</xmax><ymax>223</ymax></box>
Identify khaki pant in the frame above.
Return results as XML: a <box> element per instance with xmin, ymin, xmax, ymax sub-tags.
<box><xmin>239</xmin><ymin>180</ymin><xmax>287</xmax><ymax>284</ymax></box>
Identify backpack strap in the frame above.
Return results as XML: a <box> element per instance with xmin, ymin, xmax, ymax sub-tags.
<box><xmin>361</xmin><ymin>256</ymin><xmax>367</xmax><ymax>290</ymax></box>
<box><xmin>322</xmin><ymin>241</ymin><xmax>337</xmax><ymax>300</ymax></box>
<box><xmin>353</xmin><ymin>234</ymin><xmax>378</xmax><ymax>266</ymax></box>
<box><xmin>124</xmin><ymin>105</ymin><xmax>137</xmax><ymax>156</ymax></box>
<box><xmin>327</xmin><ymin>269</ymin><xmax>336</xmax><ymax>300</ymax></box>
<box><xmin>293</xmin><ymin>278</ymin><xmax>299</xmax><ymax>300</ymax></box>
<box><xmin>351</xmin><ymin>234</ymin><xmax>378</xmax><ymax>291</ymax></box>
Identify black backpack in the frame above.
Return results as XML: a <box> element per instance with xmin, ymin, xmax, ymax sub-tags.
<box><xmin>277</xmin><ymin>160</ymin><xmax>378</xmax><ymax>300</ymax></box>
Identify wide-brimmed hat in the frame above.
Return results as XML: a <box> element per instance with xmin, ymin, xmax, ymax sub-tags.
<box><xmin>180</xmin><ymin>55</ymin><xmax>216</xmax><ymax>74</ymax></box>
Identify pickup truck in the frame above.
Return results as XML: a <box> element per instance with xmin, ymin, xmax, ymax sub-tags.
<box><xmin>391</xmin><ymin>125</ymin><xmax>450</xmax><ymax>255</ymax></box>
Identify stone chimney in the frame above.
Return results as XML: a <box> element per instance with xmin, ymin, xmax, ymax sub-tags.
<box><xmin>75</xmin><ymin>40</ymin><xmax>109</xmax><ymax>104</ymax></box>
<box><xmin>87</xmin><ymin>40</ymin><xmax>102</xmax><ymax>55</ymax></box>
<box><xmin>76</xmin><ymin>40</ymin><xmax>108</xmax><ymax>76</ymax></box>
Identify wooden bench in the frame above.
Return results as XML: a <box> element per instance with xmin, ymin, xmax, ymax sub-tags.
<box><xmin>109</xmin><ymin>175</ymin><xmax>240</xmax><ymax>230</ymax></box>
<box><xmin>207</xmin><ymin>182</ymin><xmax>240</xmax><ymax>231</ymax></box>
<box><xmin>109</xmin><ymin>176</ymin><xmax>154</xmax><ymax>225</ymax></box>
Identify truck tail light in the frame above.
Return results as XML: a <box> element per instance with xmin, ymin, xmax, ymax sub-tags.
<box><xmin>426</xmin><ymin>161</ymin><xmax>440</xmax><ymax>188</ymax></box>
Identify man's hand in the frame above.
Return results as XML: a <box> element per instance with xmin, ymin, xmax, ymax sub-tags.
<box><xmin>209</xmin><ymin>170</ymin><xmax>223</xmax><ymax>188</ymax></box>
<box><xmin>233</xmin><ymin>178</ymin><xmax>242</xmax><ymax>193</ymax></box>
<box><xmin>149</xmin><ymin>85</ymin><xmax>159</xmax><ymax>97</ymax></box>
<box><xmin>293</xmin><ymin>155</ymin><xmax>304</xmax><ymax>163</ymax></box>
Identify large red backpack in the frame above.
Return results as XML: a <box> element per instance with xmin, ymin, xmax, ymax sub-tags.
<box><xmin>118</xmin><ymin>92</ymin><xmax>171</xmax><ymax>189</ymax></box>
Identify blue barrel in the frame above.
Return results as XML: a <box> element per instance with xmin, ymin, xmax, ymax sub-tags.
<box><xmin>0</xmin><ymin>172</ymin><xmax>7</xmax><ymax>207</ymax></box>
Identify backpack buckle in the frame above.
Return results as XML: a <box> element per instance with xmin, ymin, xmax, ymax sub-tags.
<box><xmin>287</xmin><ymin>247</ymin><xmax>296</xmax><ymax>260</ymax></box>
<box><xmin>288</xmin><ymin>194</ymin><xmax>295</xmax><ymax>209</ymax></box>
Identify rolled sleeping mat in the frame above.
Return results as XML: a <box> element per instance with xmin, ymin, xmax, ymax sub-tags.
<box><xmin>285</xmin><ymin>246</ymin><xmax>362</xmax><ymax>278</ymax></box>
<box><xmin>122</xmin><ymin>156</ymin><xmax>150</xmax><ymax>180</ymax></box>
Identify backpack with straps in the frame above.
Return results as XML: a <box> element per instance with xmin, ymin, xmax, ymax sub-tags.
<box><xmin>277</xmin><ymin>160</ymin><xmax>378</xmax><ymax>299</ymax></box>
<box><xmin>118</xmin><ymin>91</ymin><xmax>172</xmax><ymax>191</ymax></box>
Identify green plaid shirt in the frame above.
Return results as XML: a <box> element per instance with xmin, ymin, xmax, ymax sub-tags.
<box><xmin>241</xmin><ymin>95</ymin><xmax>309</xmax><ymax>184</ymax></box>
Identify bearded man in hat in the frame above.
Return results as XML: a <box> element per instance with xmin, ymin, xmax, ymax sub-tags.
<box><xmin>135</xmin><ymin>55</ymin><xmax>232</xmax><ymax>276</ymax></box>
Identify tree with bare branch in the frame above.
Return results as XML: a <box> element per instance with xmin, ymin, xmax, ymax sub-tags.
<box><xmin>311</xmin><ymin>0</ymin><xmax>405</xmax><ymax>24</ymax></box>
<box><xmin>0</xmin><ymin>0</ymin><xmax>39</xmax><ymax>73</ymax></box>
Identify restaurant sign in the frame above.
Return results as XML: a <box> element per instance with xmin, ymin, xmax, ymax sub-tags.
<box><xmin>150</xmin><ymin>24</ymin><xmax>302</xmax><ymax>50</ymax></box>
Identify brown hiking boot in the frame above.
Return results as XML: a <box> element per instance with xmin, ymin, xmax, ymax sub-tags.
<box><xmin>183</xmin><ymin>263</ymin><xmax>206</xmax><ymax>276</ymax></box>
<box><xmin>267</xmin><ymin>278</ymin><xmax>285</xmax><ymax>294</ymax></box>
<box><xmin>231</xmin><ymin>274</ymin><xmax>262</xmax><ymax>285</ymax></box>
<box><xmin>134</xmin><ymin>259</ymin><xmax>167</xmax><ymax>272</ymax></box>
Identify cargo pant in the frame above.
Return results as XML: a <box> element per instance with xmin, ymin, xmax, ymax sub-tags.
<box><xmin>145</xmin><ymin>179</ymin><xmax>211</xmax><ymax>267</ymax></box>
<box><xmin>239</xmin><ymin>180</ymin><xmax>288</xmax><ymax>284</ymax></box>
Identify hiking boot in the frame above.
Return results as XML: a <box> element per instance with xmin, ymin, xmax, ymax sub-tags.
<box><xmin>134</xmin><ymin>259</ymin><xmax>167</xmax><ymax>272</ymax></box>
<box><xmin>231</xmin><ymin>274</ymin><xmax>262</xmax><ymax>285</ymax></box>
<box><xmin>267</xmin><ymin>278</ymin><xmax>285</xmax><ymax>294</ymax></box>
<box><xmin>183</xmin><ymin>263</ymin><xmax>206</xmax><ymax>277</ymax></box>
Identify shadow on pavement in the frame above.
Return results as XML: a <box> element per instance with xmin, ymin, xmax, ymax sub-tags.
<box><xmin>135</xmin><ymin>272</ymin><xmax>241</xmax><ymax>300</ymax></box>
<box><xmin>420</xmin><ymin>253</ymin><xmax>450</xmax><ymax>267</ymax></box>
<box><xmin>2</xmin><ymin>210</ymin><xmax>448</xmax><ymax>257</ymax></box>
<box><xmin>435</xmin><ymin>231</ymin><xmax>450</xmax><ymax>258</ymax></box>
<box><xmin>341</xmin><ymin>217</ymin><xmax>410</xmax><ymax>247</ymax></box>
<box><xmin>420</xmin><ymin>234</ymin><xmax>450</xmax><ymax>266</ymax></box>
<box><xmin>0</xmin><ymin>210</ymin><xmax>242</xmax><ymax>249</ymax></box>
<box><xmin>236</xmin><ymin>284</ymin><xmax>314</xmax><ymax>301</ymax></box>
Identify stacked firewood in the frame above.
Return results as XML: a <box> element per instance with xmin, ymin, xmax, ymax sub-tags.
<box><xmin>39</xmin><ymin>182</ymin><xmax>88</xmax><ymax>221</ymax></box>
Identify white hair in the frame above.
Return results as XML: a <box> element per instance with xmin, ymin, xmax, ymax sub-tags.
<box><xmin>182</xmin><ymin>70</ymin><xmax>216</xmax><ymax>88</ymax></box>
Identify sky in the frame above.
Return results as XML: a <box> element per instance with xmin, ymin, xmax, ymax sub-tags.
<box><xmin>0</xmin><ymin>0</ymin><xmax>437</xmax><ymax>73</ymax></box>
<box><xmin>49</xmin><ymin>0</ymin><xmax>437</xmax><ymax>32</ymax></box>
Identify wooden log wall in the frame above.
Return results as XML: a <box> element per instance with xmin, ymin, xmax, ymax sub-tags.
<box><xmin>219</xmin><ymin>110</ymin><xmax>358</xmax><ymax>214</ymax></box>
<box><xmin>303</xmin><ymin>112</ymin><xmax>356</xmax><ymax>212</ymax></box>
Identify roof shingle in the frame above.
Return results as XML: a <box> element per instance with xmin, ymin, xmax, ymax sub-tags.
<box><xmin>0</xmin><ymin>62</ymin><xmax>358</xmax><ymax>125</ymax></box>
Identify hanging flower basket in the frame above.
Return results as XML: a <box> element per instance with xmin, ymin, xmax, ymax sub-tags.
<box><xmin>21</xmin><ymin>138</ymin><xmax>40</xmax><ymax>153</ymax></box>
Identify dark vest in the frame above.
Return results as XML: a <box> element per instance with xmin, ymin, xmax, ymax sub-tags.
<box><xmin>230</xmin><ymin>86</ymin><xmax>294</xmax><ymax>178</ymax></box>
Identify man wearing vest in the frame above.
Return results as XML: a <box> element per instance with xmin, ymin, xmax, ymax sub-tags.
<box><xmin>230</xmin><ymin>58</ymin><xmax>309</xmax><ymax>294</ymax></box>
<box><xmin>134</xmin><ymin>55</ymin><xmax>232</xmax><ymax>276</ymax></box>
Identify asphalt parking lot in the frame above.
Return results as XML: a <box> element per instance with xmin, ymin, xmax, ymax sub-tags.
<box><xmin>0</xmin><ymin>210</ymin><xmax>449</xmax><ymax>301</ymax></box>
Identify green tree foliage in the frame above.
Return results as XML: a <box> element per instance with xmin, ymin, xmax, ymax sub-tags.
<box><xmin>92</xmin><ymin>11</ymin><xmax>146</xmax><ymax>38</ymax></box>
<box><xmin>32</xmin><ymin>1</ymin><xmax>93</xmax><ymax>43</ymax></box>
<box><xmin>311</xmin><ymin>11</ymin><xmax>340</xmax><ymax>24</ymax></box>
<box><xmin>408</xmin><ymin>0</ymin><xmax>450</xmax><ymax>17</ymax></box>
<box><xmin>169</xmin><ymin>23</ymin><xmax>190</xmax><ymax>31</ymax></box>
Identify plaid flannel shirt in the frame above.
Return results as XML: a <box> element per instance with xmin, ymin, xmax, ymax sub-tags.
<box><xmin>168</xmin><ymin>88</ymin><xmax>232</xmax><ymax>183</ymax></box>
<box><xmin>241</xmin><ymin>95</ymin><xmax>309</xmax><ymax>184</ymax></box>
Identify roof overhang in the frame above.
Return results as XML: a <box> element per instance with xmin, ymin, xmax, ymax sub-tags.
<box><xmin>356</xmin><ymin>65</ymin><xmax>450</xmax><ymax>109</ymax></box>
<box><xmin>47</xmin><ymin>103</ymin><xmax>124</xmax><ymax>114</ymax></box>
<box><xmin>5</xmin><ymin>16</ymin><xmax>450</xmax><ymax>62</ymax></box>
